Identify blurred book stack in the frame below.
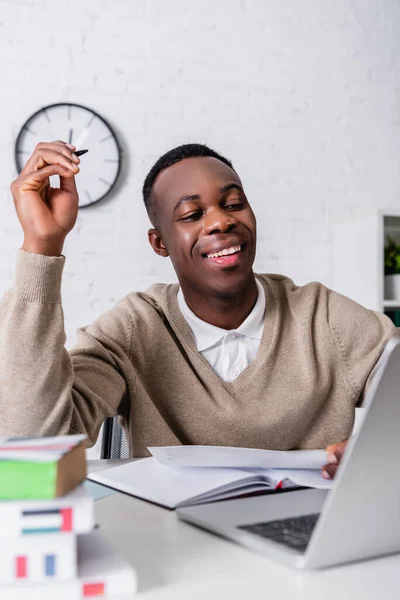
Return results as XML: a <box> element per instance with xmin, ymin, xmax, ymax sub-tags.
<box><xmin>0</xmin><ymin>434</ymin><xmax>137</xmax><ymax>599</ymax></box>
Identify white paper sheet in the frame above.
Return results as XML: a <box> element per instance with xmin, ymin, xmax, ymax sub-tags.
<box><xmin>148</xmin><ymin>445</ymin><xmax>327</xmax><ymax>470</ymax></box>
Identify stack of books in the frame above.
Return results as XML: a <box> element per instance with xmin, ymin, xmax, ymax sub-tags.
<box><xmin>0</xmin><ymin>434</ymin><xmax>137</xmax><ymax>599</ymax></box>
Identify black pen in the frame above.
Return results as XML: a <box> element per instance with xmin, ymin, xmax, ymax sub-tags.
<box><xmin>75</xmin><ymin>149</ymin><xmax>89</xmax><ymax>157</ymax></box>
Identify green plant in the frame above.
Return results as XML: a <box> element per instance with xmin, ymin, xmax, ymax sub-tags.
<box><xmin>384</xmin><ymin>236</ymin><xmax>400</xmax><ymax>275</ymax></box>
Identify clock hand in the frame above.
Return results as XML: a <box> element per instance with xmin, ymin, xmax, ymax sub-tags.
<box><xmin>68</xmin><ymin>129</ymin><xmax>73</xmax><ymax>144</ymax></box>
<box><xmin>75</xmin><ymin>128</ymin><xmax>90</xmax><ymax>149</ymax></box>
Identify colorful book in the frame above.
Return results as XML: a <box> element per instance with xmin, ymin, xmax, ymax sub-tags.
<box><xmin>0</xmin><ymin>435</ymin><xmax>87</xmax><ymax>499</ymax></box>
<box><xmin>0</xmin><ymin>484</ymin><xmax>94</xmax><ymax>537</ymax></box>
<box><xmin>0</xmin><ymin>532</ymin><xmax>76</xmax><ymax>585</ymax></box>
<box><xmin>0</xmin><ymin>529</ymin><xmax>137</xmax><ymax>599</ymax></box>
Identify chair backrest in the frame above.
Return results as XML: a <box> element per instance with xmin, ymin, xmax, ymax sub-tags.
<box><xmin>101</xmin><ymin>417</ymin><xmax>130</xmax><ymax>459</ymax></box>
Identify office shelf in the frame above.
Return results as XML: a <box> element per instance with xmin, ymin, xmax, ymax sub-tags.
<box><xmin>333</xmin><ymin>210</ymin><xmax>400</xmax><ymax>315</ymax></box>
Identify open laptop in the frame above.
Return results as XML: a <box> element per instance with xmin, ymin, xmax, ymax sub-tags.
<box><xmin>177</xmin><ymin>333</ymin><xmax>400</xmax><ymax>569</ymax></box>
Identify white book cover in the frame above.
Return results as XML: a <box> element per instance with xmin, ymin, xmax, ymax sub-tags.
<box><xmin>0</xmin><ymin>485</ymin><xmax>94</xmax><ymax>537</ymax></box>
<box><xmin>0</xmin><ymin>529</ymin><xmax>137</xmax><ymax>599</ymax></box>
<box><xmin>0</xmin><ymin>532</ymin><xmax>76</xmax><ymax>585</ymax></box>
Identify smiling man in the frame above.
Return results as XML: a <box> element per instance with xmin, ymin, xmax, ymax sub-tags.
<box><xmin>0</xmin><ymin>142</ymin><xmax>396</xmax><ymax>478</ymax></box>
<box><xmin>145</xmin><ymin>147</ymin><xmax>258</xmax><ymax>332</ymax></box>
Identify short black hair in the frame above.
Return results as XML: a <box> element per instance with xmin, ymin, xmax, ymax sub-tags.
<box><xmin>142</xmin><ymin>143</ymin><xmax>235</xmax><ymax>225</ymax></box>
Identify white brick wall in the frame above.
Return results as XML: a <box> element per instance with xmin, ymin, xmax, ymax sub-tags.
<box><xmin>2</xmin><ymin>1</ymin><xmax>400</xmax><ymax>341</ymax></box>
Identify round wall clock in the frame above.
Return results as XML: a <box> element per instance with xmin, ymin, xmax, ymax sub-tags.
<box><xmin>15</xmin><ymin>102</ymin><xmax>122</xmax><ymax>208</ymax></box>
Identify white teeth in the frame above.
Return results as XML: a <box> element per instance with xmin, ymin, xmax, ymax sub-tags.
<box><xmin>206</xmin><ymin>245</ymin><xmax>241</xmax><ymax>259</ymax></box>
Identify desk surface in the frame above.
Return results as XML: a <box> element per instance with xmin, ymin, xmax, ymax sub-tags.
<box><xmin>88</xmin><ymin>459</ymin><xmax>400</xmax><ymax>599</ymax></box>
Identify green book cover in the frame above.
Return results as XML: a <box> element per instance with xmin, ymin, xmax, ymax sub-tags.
<box><xmin>0</xmin><ymin>434</ymin><xmax>86</xmax><ymax>499</ymax></box>
<box><xmin>0</xmin><ymin>460</ymin><xmax>57</xmax><ymax>500</ymax></box>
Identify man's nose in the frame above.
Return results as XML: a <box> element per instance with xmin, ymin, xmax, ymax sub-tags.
<box><xmin>202</xmin><ymin>207</ymin><xmax>236</xmax><ymax>235</ymax></box>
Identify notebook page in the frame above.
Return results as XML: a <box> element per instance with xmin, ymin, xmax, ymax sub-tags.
<box><xmin>148</xmin><ymin>445</ymin><xmax>326</xmax><ymax>470</ymax></box>
<box><xmin>260</xmin><ymin>468</ymin><xmax>334</xmax><ymax>490</ymax></box>
<box><xmin>184</xmin><ymin>483</ymin><xmax>275</xmax><ymax>506</ymax></box>
<box><xmin>88</xmin><ymin>457</ymin><xmax>255</xmax><ymax>509</ymax></box>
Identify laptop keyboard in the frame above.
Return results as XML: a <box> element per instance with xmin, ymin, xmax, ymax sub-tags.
<box><xmin>238</xmin><ymin>513</ymin><xmax>320</xmax><ymax>553</ymax></box>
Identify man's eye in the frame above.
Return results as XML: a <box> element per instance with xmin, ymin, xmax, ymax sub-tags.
<box><xmin>225</xmin><ymin>202</ymin><xmax>244</xmax><ymax>210</ymax></box>
<box><xmin>180</xmin><ymin>212</ymin><xmax>202</xmax><ymax>222</ymax></box>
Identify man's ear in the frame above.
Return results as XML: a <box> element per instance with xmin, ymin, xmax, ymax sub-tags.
<box><xmin>148</xmin><ymin>229</ymin><xmax>169</xmax><ymax>257</ymax></box>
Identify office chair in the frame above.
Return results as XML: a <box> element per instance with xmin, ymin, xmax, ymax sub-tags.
<box><xmin>101</xmin><ymin>416</ymin><xmax>130</xmax><ymax>459</ymax></box>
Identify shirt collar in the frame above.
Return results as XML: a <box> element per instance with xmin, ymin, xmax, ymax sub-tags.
<box><xmin>177</xmin><ymin>278</ymin><xmax>266</xmax><ymax>352</ymax></box>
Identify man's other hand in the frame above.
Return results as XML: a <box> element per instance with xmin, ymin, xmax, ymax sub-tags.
<box><xmin>322</xmin><ymin>440</ymin><xmax>348</xmax><ymax>479</ymax></box>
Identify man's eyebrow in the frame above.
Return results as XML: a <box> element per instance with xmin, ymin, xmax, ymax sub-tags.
<box><xmin>173</xmin><ymin>183</ymin><xmax>244</xmax><ymax>212</ymax></box>
<box><xmin>173</xmin><ymin>194</ymin><xmax>201</xmax><ymax>212</ymax></box>
<box><xmin>219</xmin><ymin>183</ymin><xmax>244</xmax><ymax>194</ymax></box>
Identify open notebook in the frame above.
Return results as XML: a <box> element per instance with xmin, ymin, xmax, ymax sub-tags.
<box><xmin>88</xmin><ymin>448</ymin><xmax>332</xmax><ymax>510</ymax></box>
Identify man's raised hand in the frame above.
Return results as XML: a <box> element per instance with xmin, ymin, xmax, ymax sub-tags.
<box><xmin>10</xmin><ymin>141</ymin><xmax>81</xmax><ymax>256</ymax></box>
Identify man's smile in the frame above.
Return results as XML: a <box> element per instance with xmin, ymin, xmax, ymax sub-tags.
<box><xmin>206</xmin><ymin>244</ymin><xmax>241</xmax><ymax>259</ymax></box>
<box><xmin>202</xmin><ymin>243</ymin><xmax>246</xmax><ymax>267</ymax></box>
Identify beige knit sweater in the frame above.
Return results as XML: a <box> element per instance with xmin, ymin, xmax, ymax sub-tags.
<box><xmin>0</xmin><ymin>250</ymin><xmax>396</xmax><ymax>456</ymax></box>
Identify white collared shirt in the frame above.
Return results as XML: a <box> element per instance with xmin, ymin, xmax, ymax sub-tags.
<box><xmin>177</xmin><ymin>279</ymin><xmax>266</xmax><ymax>382</ymax></box>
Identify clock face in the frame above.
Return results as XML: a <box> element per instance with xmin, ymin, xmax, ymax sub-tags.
<box><xmin>15</xmin><ymin>103</ymin><xmax>121</xmax><ymax>208</ymax></box>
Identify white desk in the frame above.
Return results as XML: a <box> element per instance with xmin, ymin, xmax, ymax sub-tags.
<box><xmin>88</xmin><ymin>460</ymin><xmax>400</xmax><ymax>599</ymax></box>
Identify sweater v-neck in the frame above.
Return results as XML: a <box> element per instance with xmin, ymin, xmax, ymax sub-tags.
<box><xmin>165</xmin><ymin>274</ymin><xmax>280</xmax><ymax>392</ymax></box>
